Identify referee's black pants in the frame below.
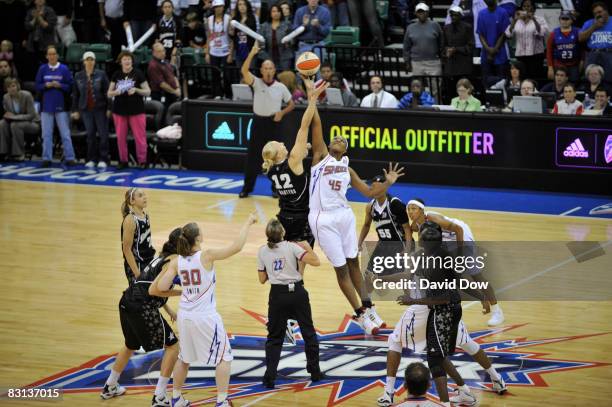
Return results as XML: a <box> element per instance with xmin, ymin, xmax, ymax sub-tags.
<box><xmin>242</xmin><ymin>115</ymin><xmax>280</xmax><ymax>194</ymax></box>
<box><xmin>264</xmin><ymin>282</ymin><xmax>320</xmax><ymax>383</ymax></box>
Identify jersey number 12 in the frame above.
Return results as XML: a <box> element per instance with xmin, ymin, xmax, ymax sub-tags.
<box><xmin>271</xmin><ymin>174</ymin><xmax>293</xmax><ymax>190</ymax></box>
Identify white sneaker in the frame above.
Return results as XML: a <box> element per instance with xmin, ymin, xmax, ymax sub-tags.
<box><xmin>366</xmin><ymin>306</ymin><xmax>386</xmax><ymax>328</ymax></box>
<box><xmin>100</xmin><ymin>383</ymin><xmax>126</xmax><ymax>400</ymax></box>
<box><xmin>492</xmin><ymin>377</ymin><xmax>507</xmax><ymax>394</ymax></box>
<box><xmin>377</xmin><ymin>390</ymin><xmax>394</xmax><ymax>407</ymax></box>
<box><xmin>171</xmin><ymin>395</ymin><xmax>190</xmax><ymax>407</ymax></box>
<box><xmin>152</xmin><ymin>393</ymin><xmax>170</xmax><ymax>406</ymax></box>
<box><xmin>215</xmin><ymin>399</ymin><xmax>232</xmax><ymax>407</ymax></box>
<box><xmin>97</xmin><ymin>161</ymin><xmax>107</xmax><ymax>169</ymax></box>
<box><xmin>449</xmin><ymin>388</ymin><xmax>477</xmax><ymax>406</ymax></box>
<box><xmin>355</xmin><ymin>313</ymin><xmax>379</xmax><ymax>335</ymax></box>
<box><xmin>284</xmin><ymin>319</ymin><xmax>298</xmax><ymax>345</ymax></box>
<box><xmin>487</xmin><ymin>308</ymin><xmax>505</xmax><ymax>326</ymax></box>
<box><xmin>135</xmin><ymin>346</ymin><xmax>147</xmax><ymax>354</ymax></box>
<box><xmin>85</xmin><ymin>161</ymin><xmax>95</xmax><ymax>168</ymax></box>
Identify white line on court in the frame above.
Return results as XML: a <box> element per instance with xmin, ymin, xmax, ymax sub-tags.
<box><xmin>559</xmin><ymin>206</ymin><xmax>582</xmax><ymax>216</ymax></box>
<box><xmin>241</xmin><ymin>391</ymin><xmax>276</xmax><ymax>406</ymax></box>
<box><xmin>204</xmin><ymin>198</ymin><xmax>238</xmax><ymax>210</ymax></box>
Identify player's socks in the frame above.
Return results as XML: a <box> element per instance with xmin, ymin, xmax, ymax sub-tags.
<box><xmin>384</xmin><ymin>376</ymin><xmax>396</xmax><ymax>394</ymax></box>
<box><xmin>459</xmin><ymin>384</ymin><xmax>471</xmax><ymax>393</ymax></box>
<box><xmin>173</xmin><ymin>390</ymin><xmax>182</xmax><ymax>398</ymax></box>
<box><xmin>362</xmin><ymin>299</ymin><xmax>373</xmax><ymax>309</ymax></box>
<box><xmin>155</xmin><ymin>376</ymin><xmax>170</xmax><ymax>397</ymax></box>
<box><xmin>217</xmin><ymin>392</ymin><xmax>228</xmax><ymax>403</ymax></box>
<box><xmin>486</xmin><ymin>367</ymin><xmax>501</xmax><ymax>381</ymax></box>
<box><xmin>354</xmin><ymin>307</ymin><xmax>365</xmax><ymax>317</ymax></box>
<box><xmin>491</xmin><ymin>304</ymin><xmax>500</xmax><ymax>312</ymax></box>
<box><xmin>106</xmin><ymin>369</ymin><xmax>121</xmax><ymax>386</ymax></box>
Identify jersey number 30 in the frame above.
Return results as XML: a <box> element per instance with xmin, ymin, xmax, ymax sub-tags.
<box><xmin>180</xmin><ymin>269</ymin><xmax>202</xmax><ymax>286</ymax></box>
<box><xmin>271</xmin><ymin>174</ymin><xmax>294</xmax><ymax>190</ymax></box>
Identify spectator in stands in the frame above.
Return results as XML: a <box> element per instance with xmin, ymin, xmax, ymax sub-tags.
<box><xmin>230</xmin><ymin>0</ymin><xmax>258</xmax><ymax>69</ymax></box>
<box><xmin>547</xmin><ymin>10</ymin><xmax>582</xmax><ymax>83</ymax></box>
<box><xmin>108</xmin><ymin>51</ymin><xmax>151</xmax><ymax>169</ymax></box>
<box><xmin>397</xmin><ymin>78</ymin><xmax>435</xmax><ymax>108</ymax></box>
<box><xmin>231</xmin><ymin>0</ymin><xmax>261</xmax><ymax>19</ymax></box>
<box><xmin>560</xmin><ymin>0</ymin><xmax>594</xmax><ymax>28</ymax></box>
<box><xmin>505</xmin><ymin>0</ymin><xmax>548</xmax><ymax>80</ymax></box>
<box><xmin>157</xmin><ymin>0</ymin><xmax>183</xmax><ymax>63</ymax></box>
<box><xmin>451</xmin><ymin>78</ymin><xmax>482</xmax><ymax>111</ymax></box>
<box><xmin>158</xmin><ymin>0</ymin><xmax>187</xmax><ymax>16</ymax></box>
<box><xmin>0</xmin><ymin>78</ymin><xmax>40</xmax><ymax>162</ymax></box>
<box><xmin>259</xmin><ymin>5</ymin><xmax>294</xmax><ymax>71</ymax></box>
<box><xmin>360</xmin><ymin>76</ymin><xmax>399</xmax><ymax>108</ymax></box>
<box><xmin>75</xmin><ymin>0</ymin><xmax>103</xmax><ymax>44</ymax></box>
<box><xmin>71</xmin><ymin>51</ymin><xmax>110</xmax><ymax>169</ymax></box>
<box><xmin>314</xmin><ymin>61</ymin><xmax>352</xmax><ymax>101</ymax></box>
<box><xmin>584</xmin><ymin>86</ymin><xmax>612</xmax><ymax>115</ymax></box>
<box><xmin>279</xmin><ymin>1</ymin><xmax>293</xmax><ymax>24</ymax></box>
<box><xmin>403</xmin><ymin>3</ymin><xmax>443</xmax><ymax>76</ymax></box>
<box><xmin>0</xmin><ymin>60</ymin><xmax>14</xmax><ymax>105</ymax></box>
<box><xmin>443</xmin><ymin>5</ymin><xmax>474</xmax><ymax>78</ymax></box>
<box><xmin>292</xmin><ymin>0</ymin><xmax>331</xmax><ymax>60</ymax></box>
<box><xmin>579</xmin><ymin>2</ymin><xmax>612</xmax><ymax>84</ymax></box>
<box><xmin>347</xmin><ymin>0</ymin><xmax>384</xmax><ymax>46</ymax></box>
<box><xmin>196</xmin><ymin>0</ymin><xmax>213</xmax><ymax>21</ymax></box>
<box><xmin>0</xmin><ymin>41</ymin><xmax>18</xmax><ymax>78</ymax></box>
<box><xmin>35</xmin><ymin>44</ymin><xmax>76</xmax><ymax>167</ymax></box>
<box><xmin>580</xmin><ymin>63</ymin><xmax>611</xmax><ymax>105</ymax></box>
<box><xmin>504</xmin><ymin>78</ymin><xmax>540</xmax><ymax>112</ymax></box>
<box><xmin>477</xmin><ymin>0</ymin><xmax>510</xmax><ymax>87</ymax></box>
<box><xmin>183</xmin><ymin>12</ymin><xmax>207</xmax><ymax>49</ymax></box>
<box><xmin>323</xmin><ymin>0</ymin><xmax>349</xmax><ymax>27</ymax></box>
<box><xmin>238</xmin><ymin>43</ymin><xmax>295</xmax><ymax>198</ymax></box>
<box><xmin>277</xmin><ymin>70</ymin><xmax>306</xmax><ymax>103</ymax></box>
<box><xmin>25</xmin><ymin>0</ymin><xmax>58</xmax><ymax>66</ymax></box>
<box><xmin>123</xmin><ymin>0</ymin><xmax>157</xmax><ymax>47</ymax></box>
<box><xmin>205</xmin><ymin>0</ymin><xmax>233</xmax><ymax>67</ymax></box>
<box><xmin>100</xmin><ymin>0</ymin><xmax>126</xmax><ymax>59</ymax></box>
<box><xmin>47</xmin><ymin>0</ymin><xmax>77</xmax><ymax>46</ymax></box>
<box><xmin>329</xmin><ymin>72</ymin><xmax>358</xmax><ymax>106</ymax></box>
<box><xmin>552</xmin><ymin>83</ymin><xmax>584</xmax><ymax>114</ymax></box>
<box><xmin>148</xmin><ymin>43</ymin><xmax>181</xmax><ymax>108</ymax></box>
<box><xmin>394</xmin><ymin>363</ymin><xmax>436</xmax><ymax>407</ymax></box>
<box><xmin>541</xmin><ymin>66</ymin><xmax>569</xmax><ymax>100</ymax></box>
<box><xmin>490</xmin><ymin>59</ymin><xmax>525</xmax><ymax>103</ymax></box>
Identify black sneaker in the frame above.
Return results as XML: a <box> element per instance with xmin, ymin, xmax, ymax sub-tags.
<box><xmin>65</xmin><ymin>160</ymin><xmax>77</xmax><ymax>167</ymax></box>
<box><xmin>311</xmin><ymin>371</ymin><xmax>324</xmax><ymax>382</ymax></box>
<box><xmin>151</xmin><ymin>393</ymin><xmax>170</xmax><ymax>406</ymax></box>
<box><xmin>262</xmin><ymin>379</ymin><xmax>275</xmax><ymax>389</ymax></box>
<box><xmin>139</xmin><ymin>162</ymin><xmax>148</xmax><ymax>170</ymax></box>
<box><xmin>117</xmin><ymin>161</ymin><xmax>128</xmax><ymax>170</ymax></box>
<box><xmin>40</xmin><ymin>160</ymin><xmax>51</xmax><ymax>168</ymax></box>
<box><xmin>238</xmin><ymin>190</ymin><xmax>249</xmax><ymax>198</ymax></box>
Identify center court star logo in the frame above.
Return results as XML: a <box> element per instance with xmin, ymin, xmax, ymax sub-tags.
<box><xmin>25</xmin><ymin>308</ymin><xmax>610</xmax><ymax>406</ymax></box>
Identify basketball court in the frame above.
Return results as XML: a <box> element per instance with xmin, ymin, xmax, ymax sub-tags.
<box><xmin>1</xmin><ymin>164</ymin><xmax>611</xmax><ymax>406</ymax></box>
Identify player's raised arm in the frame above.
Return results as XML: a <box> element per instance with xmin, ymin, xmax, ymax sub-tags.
<box><xmin>241</xmin><ymin>43</ymin><xmax>259</xmax><ymax>86</ymax></box>
<box><xmin>204</xmin><ymin>212</ymin><xmax>258</xmax><ymax>262</ymax></box>
<box><xmin>310</xmin><ymin>84</ymin><xmax>328</xmax><ymax>166</ymax></box>
<box><xmin>288</xmin><ymin>78</ymin><xmax>329</xmax><ymax>173</ymax></box>
<box><xmin>349</xmin><ymin>163</ymin><xmax>404</xmax><ymax>198</ymax></box>
<box><xmin>426</xmin><ymin>213</ymin><xmax>464</xmax><ymax>243</ymax></box>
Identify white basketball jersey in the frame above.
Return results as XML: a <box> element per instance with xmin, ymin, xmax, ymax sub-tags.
<box><xmin>425</xmin><ymin>211</ymin><xmax>474</xmax><ymax>242</ymax></box>
<box><xmin>177</xmin><ymin>250</ymin><xmax>217</xmax><ymax>314</ymax></box>
<box><xmin>309</xmin><ymin>154</ymin><xmax>351</xmax><ymax>212</ymax></box>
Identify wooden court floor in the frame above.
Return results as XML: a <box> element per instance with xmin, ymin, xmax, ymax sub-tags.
<box><xmin>1</xmin><ymin>180</ymin><xmax>611</xmax><ymax>406</ymax></box>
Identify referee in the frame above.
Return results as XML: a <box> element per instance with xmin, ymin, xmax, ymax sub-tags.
<box><xmin>257</xmin><ymin>218</ymin><xmax>322</xmax><ymax>388</ymax></box>
<box><xmin>239</xmin><ymin>43</ymin><xmax>295</xmax><ymax>198</ymax></box>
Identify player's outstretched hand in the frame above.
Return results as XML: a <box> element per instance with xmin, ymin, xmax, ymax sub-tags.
<box><xmin>397</xmin><ymin>294</ymin><xmax>415</xmax><ymax>306</ymax></box>
<box><xmin>383</xmin><ymin>162</ymin><xmax>405</xmax><ymax>184</ymax></box>
<box><xmin>247</xmin><ymin>211</ymin><xmax>258</xmax><ymax>225</ymax></box>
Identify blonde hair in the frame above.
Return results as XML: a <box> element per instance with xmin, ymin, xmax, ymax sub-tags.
<box><xmin>277</xmin><ymin>70</ymin><xmax>298</xmax><ymax>93</ymax></box>
<box><xmin>266</xmin><ymin>218</ymin><xmax>285</xmax><ymax>249</ymax></box>
<box><xmin>261</xmin><ymin>141</ymin><xmax>278</xmax><ymax>173</ymax></box>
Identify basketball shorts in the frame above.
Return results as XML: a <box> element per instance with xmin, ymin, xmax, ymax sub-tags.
<box><xmin>308</xmin><ymin>207</ymin><xmax>358</xmax><ymax>267</ymax></box>
<box><xmin>119</xmin><ymin>300</ymin><xmax>178</xmax><ymax>352</ymax></box>
<box><xmin>426</xmin><ymin>302</ymin><xmax>462</xmax><ymax>358</ymax></box>
<box><xmin>277</xmin><ymin>212</ymin><xmax>315</xmax><ymax>248</ymax></box>
<box><xmin>177</xmin><ymin>310</ymin><xmax>233</xmax><ymax>365</ymax></box>
<box><xmin>388</xmin><ymin>304</ymin><xmax>471</xmax><ymax>354</ymax></box>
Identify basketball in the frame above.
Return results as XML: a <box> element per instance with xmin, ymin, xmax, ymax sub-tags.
<box><xmin>296</xmin><ymin>52</ymin><xmax>321</xmax><ymax>77</ymax></box>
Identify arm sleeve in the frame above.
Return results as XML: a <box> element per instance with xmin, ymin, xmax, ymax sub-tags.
<box><xmin>71</xmin><ymin>74</ymin><xmax>79</xmax><ymax>110</ymax></box>
<box><xmin>282</xmin><ymin>84</ymin><xmax>292</xmax><ymax>103</ymax></box>
<box><xmin>316</xmin><ymin>8</ymin><xmax>332</xmax><ymax>37</ymax></box>
<box><xmin>257</xmin><ymin>249</ymin><xmax>266</xmax><ymax>271</ymax></box>
<box><xmin>35</xmin><ymin>66</ymin><xmax>46</xmax><ymax>92</ymax></box>
<box><xmin>402</xmin><ymin>26</ymin><xmax>412</xmax><ymax>64</ymax></box>
<box><xmin>147</xmin><ymin>63</ymin><xmax>163</xmax><ymax>88</ymax></box>
<box><xmin>290</xmin><ymin>243</ymin><xmax>307</xmax><ymax>261</ymax></box>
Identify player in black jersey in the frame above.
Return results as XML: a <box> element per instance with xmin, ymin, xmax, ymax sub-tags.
<box><xmin>157</xmin><ymin>0</ymin><xmax>183</xmax><ymax>62</ymax></box>
<box><xmin>261</xmin><ymin>79</ymin><xmax>329</xmax><ymax>249</ymax></box>
<box><xmin>102</xmin><ymin>229</ymin><xmax>182</xmax><ymax>406</ymax></box>
<box><xmin>121</xmin><ymin>187</ymin><xmax>156</xmax><ymax>285</ymax></box>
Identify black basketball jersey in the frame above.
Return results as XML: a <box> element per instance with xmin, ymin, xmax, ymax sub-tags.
<box><xmin>124</xmin><ymin>255</ymin><xmax>172</xmax><ymax>309</ymax></box>
<box><xmin>268</xmin><ymin>160</ymin><xmax>309</xmax><ymax>215</ymax></box>
<box><xmin>370</xmin><ymin>196</ymin><xmax>409</xmax><ymax>242</ymax></box>
<box><xmin>158</xmin><ymin>16</ymin><xmax>180</xmax><ymax>57</ymax></box>
<box><xmin>121</xmin><ymin>212</ymin><xmax>156</xmax><ymax>283</ymax></box>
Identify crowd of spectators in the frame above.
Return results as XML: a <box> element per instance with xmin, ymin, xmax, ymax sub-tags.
<box><xmin>0</xmin><ymin>0</ymin><xmax>610</xmax><ymax>164</ymax></box>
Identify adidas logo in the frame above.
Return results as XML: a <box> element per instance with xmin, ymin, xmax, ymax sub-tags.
<box><xmin>563</xmin><ymin>138</ymin><xmax>589</xmax><ymax>158</ymax></box>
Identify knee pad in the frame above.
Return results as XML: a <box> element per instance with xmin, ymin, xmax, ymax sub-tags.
<box><xmin>387</xmin><ymin>335</ymin><xmax>402</xmax><ymax>353</ymax></box>
<box><xmin>460</xmin><ymin>338</ymin><xmax>480</xmax><ymax>356</ymax></box>
<box><xmin>427</xmin><ymin>355</ymin><xmax>445</xmax><ymax>378</ymax></box>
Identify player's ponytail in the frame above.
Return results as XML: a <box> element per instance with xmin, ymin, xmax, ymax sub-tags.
<box><xmin>266</xmin><ymin>218</ymin><xmax>285</xmax><ymax>249</ymax></box>
<box><xmin>121</xmin><ymin>188</ymin><xmax>137</xmax><ymax>217</ymax></box>
<box><xmin>261</xmin><ymin>141</ymin><xmax>277</xmax><ymax>174</ymax></box>
<box><xmin>177</xmin><ymin>222</ymin><xmax>200</xmax><ymax>256</ymax></box>
<box><xmin>161</xmin><ymin>227</ymin><xmax>182</xmax><ymax>256</ymax></box>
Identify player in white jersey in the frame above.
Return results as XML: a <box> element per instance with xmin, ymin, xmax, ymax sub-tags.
<box><xmin>156</xmin><ymin>213</ymin><xmax>258</xmax><ymax>407</ymax></box>
<box><xmin>406</xmin><ymin>198</ymin><xmax>504</xmax><ymax>326</ymax></box>
<box><xmin>308</xmin><ymin>103</ymin><xmax>404</xmax><ymax>333</ymax></box>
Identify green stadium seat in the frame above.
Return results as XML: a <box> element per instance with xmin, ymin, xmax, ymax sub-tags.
<box><xmin>329</xmin><ymin>26</ymin><xmax>360</xmax><ymax>46</ymax></box>
<box><xmin>65</xmin><ymin>43</ymin><xmax>88</xmax><ymax>65</ymax></box>
<box><xmin>133</xmin><ymin>46</ymin><xmax>152</xmax><ymax>66</ymax></box>
<box><xmin>87</xmin><ymin>43</ymin><xmax>112</xmax><ymax>62</ymax></box>
<box><xmin>376</xmin><ymin>0</ymin><xmax>389</xmax><ymax>20</ymax></box>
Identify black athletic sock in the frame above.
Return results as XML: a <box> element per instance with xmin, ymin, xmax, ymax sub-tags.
<box><xmin>354</xmin><ymin>307</ymin><xmax>365</xmax><ymax>317</ymax></box>
<box><xmin>362</xmin><ymin>299</ymin><xmax>373</xmax><ymax>309</ymax></box>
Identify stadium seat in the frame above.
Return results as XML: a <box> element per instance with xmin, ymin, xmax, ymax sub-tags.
<box><xmin>87</xmin><ymin>43</ymin><xmax>112</xmax><ymax>63</ymax></box>
<box><xmin>376</xmin><ymin>0</ymin><xmax>389</xmax><ymax>20</ymax></box>
<box><xmin>179</xmin><ymin>47</ymin><xmax>204</xmax><ymax>67</ymax></box>
<box><xmin>65</xmin><ymin>43</ymin><xmax>88</xmax><ymax>71</ymax></box>
<box><xmin>329</xmin><ymin>26</ymin><xmax>360</xmax><ymax>46</ymax></box>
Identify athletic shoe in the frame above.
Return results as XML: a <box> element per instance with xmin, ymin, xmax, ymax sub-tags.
<box><xmin>152</xmin><ymin>393</ymin><xmax>170</xmax><ymax>406</ymax></box>
<box><xmin>135</xmin><ymin>346</ymin><xmax>147</xmax><ymax>354</ymax></box>
<box><xmin>487</xmin><ymin>308</ymin><xmax>504</xmax><ymax>326</ymax></box>
<box><xmin>40</xmin><ymin>160</ymin><xmax>51</xmax><ymax>168</ymax></box>
<box><xmin>449</xmin><ymin>388</ymin><xmax>477</xmax><ymax>406</ymax></box>
<box><xmin>65</xmin><ymin>160</ymin><xmax>77</xmax><ymax>167</ymax></box>
<box><xmin>284</xmin><ymin>319</ymin><xmax>297</xmax><ymax>345</ymax></box>
<box><xmin>492</xmin><ymin>377</ymin><xmax>507</xmax><ymax>394</ymax></box>
<box><xmin>85</xmin><ymin>161</ymin><xmax>96</xmax><ymax>168</ymax></box>
<box><xmin>355</xmin><ymin>313</ymin><xmax>379</xmax><ymax>335</ymax></box>
<box><xmin>100</xmin><ymin>383</ymin><xmax>126</xmax><ymax>400</ymax></box>
<box><xmin>171</xmin><ymin>395</ymin><xmax>190</xmax><ymax>407</ymax></box>
<box><xmin>97</xmin><ymin>161</ymin><xmax>107</xmax><ymax>169</ymax></box>
<box><xmin>215</xmin><ymin>399</ymin><xmax>232</xmax><ymax>407</ymax></box>
<box><xmin>377</xmin><ymin>390</ymin><xmax>394</xmax><ymax>407</ymax></box>
<box><xmin>366</xmin><ymin>306</ymin><xmax>386</xmax><ymax>328</ymax></box>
